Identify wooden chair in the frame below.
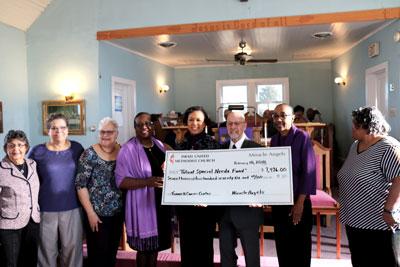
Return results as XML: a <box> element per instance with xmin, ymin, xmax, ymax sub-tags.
<box><xmin>260</xmin><ymin>141</ymin><xmax>340</xmax><ymax>259</ymax></box>
<box><xmin>310</xmin><ymin>140</ymin><xmax>340</xmax><ymax>259</ymax></box>
<box><xmin>244</xmin><ymin>111</ymin><xmax>263</xmax><ymax>127</ymax></box>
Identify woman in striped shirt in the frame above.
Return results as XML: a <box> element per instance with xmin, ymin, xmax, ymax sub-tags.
<box><xmin>338</xmin><ymin>106</ymin><xmax>400</xmax><ymax>267</ymax></box>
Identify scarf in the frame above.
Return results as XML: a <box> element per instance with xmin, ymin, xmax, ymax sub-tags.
<box><xmin>115</xmin><ymin>136</ymin><xmax>166</xmax><ymax>250</ymax></box>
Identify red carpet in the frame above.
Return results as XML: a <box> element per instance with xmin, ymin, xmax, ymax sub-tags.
<box><xmin>84</xmin><ymin>249</ymin><xmax>352</xmax><ymax>267</ymax></box>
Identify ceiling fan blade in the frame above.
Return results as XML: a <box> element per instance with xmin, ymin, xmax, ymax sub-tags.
<box><xmin>205</xmin><ymin>58</ymin><xmax>236</xmax><ymax>62</ymax></box>
<box><xmin>247</xmin><ymin>59</ymin><xmax>278</xmax><ymax>63</ymax></box>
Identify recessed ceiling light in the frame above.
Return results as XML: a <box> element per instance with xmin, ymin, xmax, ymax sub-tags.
<box><xmin>158</xmin><ymin>41</ymin><xmax>177</xmax><ymax>48</ymax></box>
<box><xmin>312</xmin><ymin>32</ymin><xmax>333</xmax><ymax>39</ymax></box>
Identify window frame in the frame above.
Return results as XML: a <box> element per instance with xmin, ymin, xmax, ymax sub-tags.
<box><xmin>216</xmin><ymin>78</ymin><xmax>289</xmax><ymax>121</ymax></box>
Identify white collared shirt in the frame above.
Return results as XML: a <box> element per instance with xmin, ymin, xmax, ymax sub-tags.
<box><xmin>229</xmin><ymin>134</ymin><xmax>247</xmax><ymax>149</ymax></box>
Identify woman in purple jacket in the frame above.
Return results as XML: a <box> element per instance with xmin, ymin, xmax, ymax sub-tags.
<box><xmin>0</xmin><ymin>130</ymin><xmax>40</xmax><ymax>267</ymax></box>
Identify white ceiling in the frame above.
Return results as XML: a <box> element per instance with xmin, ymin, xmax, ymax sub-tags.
<box><xmin>106</xmin><ymin>19</ymin><xmax>396</xmax><ymax>68</ymax></box>
<box><xmin>0</xmin><ymin>1</ymin><xmax>395</xmax><ymax>67</ymax></box>
<box><xmin>0</xmin><ymin>0</ymin><xmax>51</xmax><ymax>31</ymax></box>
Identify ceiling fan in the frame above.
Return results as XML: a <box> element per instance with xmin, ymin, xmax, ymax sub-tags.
<box><xmin>206</xmin><ymin>41</ymin><xmax>278</xmax><ymax>65</ymax></box>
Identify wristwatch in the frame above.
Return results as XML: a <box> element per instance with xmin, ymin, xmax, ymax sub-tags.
<box><xmin>383</xmin><ymin>208</ymin><xmax>395</xmax><ymax>215</ymax></box>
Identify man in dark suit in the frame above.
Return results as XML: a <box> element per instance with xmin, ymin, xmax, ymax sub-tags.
<box><xmin>219</xmin><ymin>112</ymin><xmax>264</xmax><ymax>267</ymax></box>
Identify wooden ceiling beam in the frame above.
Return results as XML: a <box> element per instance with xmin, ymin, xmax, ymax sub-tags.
<box><xmin>97</xmin><ymin>7</ymin><xmax>400</xmax><ymax>41</ymax></box>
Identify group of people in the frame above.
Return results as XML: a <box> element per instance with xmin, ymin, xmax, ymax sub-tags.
<box><xmin>0</xmin><ymin>104</ymin><xmax>399</xmax><ymax>267</ymax></box>
<box><xmin>261</xmin><ymin>105</ymin><xmax>322</xmax><ymax>140</ymax></box>
<box><xmin>292</xmin><ymin>105</ymin><xmax>322</xmax><ymax>123</ymax></box>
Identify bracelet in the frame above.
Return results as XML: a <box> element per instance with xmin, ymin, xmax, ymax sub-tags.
<box><xmin>87</xmin><ymin>212</ymin><xmax>96</xmax><ymax>216</ymax></box>
<box><xmin>383</xmin><ymin>208</ymin><xmax>395</xmax><ymax>215</ymax></box>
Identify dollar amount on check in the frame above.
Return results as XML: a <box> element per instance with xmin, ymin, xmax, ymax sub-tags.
<box><xmin>162</xmin><ymin>147</ymin><xmax>293</xmax><ymax>205</ymax></box>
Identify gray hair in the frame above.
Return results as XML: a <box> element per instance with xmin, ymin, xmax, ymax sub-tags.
<box><xmin>3</xmin><ymin>130</ymin><xmax>30</xmax><ymax>153</ymax></box>
<box><xmin>98</xmin><ymin>117</ymin><xmax>118</xmax><ymax>130</ymax></box>
<box><xmin>352</xmin><ymin>106</ymin><xmax>390</xmax><ymax>135</ymax></box>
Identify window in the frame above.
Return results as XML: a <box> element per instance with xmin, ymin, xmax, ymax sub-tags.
<box><xmin>216</xmin><ymin>78</ymin><xmax>289</xmax><ymax>121</ymax></box>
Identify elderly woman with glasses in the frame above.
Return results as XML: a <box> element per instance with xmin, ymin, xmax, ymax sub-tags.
<box><xmin>28</xmin><ymin>113</ymin><xmax>84</xmax><ymax>267</ymax></box>
<box><xmin>0</xmin><ymin>130</ymin><xmax>40</xmax><ymax>267</ymax></box>
<box><xmin>115</xmin><ymin>112</ymin><xmax>172</xmax><ymax>267</ymax></box>
<box><xmin>338</xmin><ymin>106</ymin><xmax>400</xmax><ymax>267</ymax></box>
<box><xmin>75</xmin><ymin>117</ymin><xmax>124</xmax><ymax>267</ymax></box>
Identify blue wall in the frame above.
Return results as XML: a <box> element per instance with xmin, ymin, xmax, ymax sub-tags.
<box><xmin>175</xmin><ymin>62</ymin><xmax>333</xmax><ymax>122</ymax></box>
<box><xmin>26</xmin><ymin>0</ymin><xmax>99</xmax><ymax>149</ymax></box>
<box><xmin>3</xmin><ymin>0</ymin><xmax>395</xmax><ymax>153</ymax></box>
<box><xmin>332</xmin><ymin>20</ymin><xmax>400</xmax><ymax>158</ymax></box>
<box><xmin>0</xmin><ymin>23</ymin><xmax>29</xmax><ymax>159</ymax></box>
<box><xmin>99</xmin><ymin>42</ymin><xmax>175</xmax><ymax>118</ymax></box>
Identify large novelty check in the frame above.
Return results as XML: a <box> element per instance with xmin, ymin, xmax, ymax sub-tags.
<box><xmin>162</xmin><ymin>147</ymin><xmax>293</xmax><ymax>205</ymax></box>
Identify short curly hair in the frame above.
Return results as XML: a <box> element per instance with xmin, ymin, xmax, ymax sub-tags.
<box><xmin>46</xmin><ymin>113</ymin><xmax>69</xmax><ymax>130</ymax></box>
<box><xmin>3</xmin><ymin>130</ymin><xmax>30</xmax><ymax>153</ymax></box>
<box><xmin>182</xmin><ymin>106</ymin><xmax>211</xmax><ymax>126</ymax></box>
<box><xmin>352</xmin><ymin>106</ymin><xmax>390</xmax><ymax>135</ymax></box>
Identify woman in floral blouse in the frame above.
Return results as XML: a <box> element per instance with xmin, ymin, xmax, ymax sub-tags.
<box><xmin>75</xmin><ymin>117</ymin><xmax>124</xmax><ymax>267</ymax></box>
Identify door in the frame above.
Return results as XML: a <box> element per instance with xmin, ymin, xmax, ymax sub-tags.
<box><xmin>111</xmin><ymin>77</ymin><xmax>136</xmax><ymax>146</ymax></box>
<box><xmin>366</xmin><ymin>62</ymin><xmax>388</xmax><ymax>118</ymax></box>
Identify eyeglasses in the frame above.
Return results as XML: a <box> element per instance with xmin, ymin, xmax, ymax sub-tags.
<box><xmin>227</xmin><ymin>121</ymin><xmax>245</xmax><ymax>127</ymax></box>
<box><xmin>135</xmin><ymin>122</ymin><xmax>153</xmax><ymax>128</ymax></box>
<box><xmin>272</xmin><ymin>113</ymin><xmax>293</xmax><ymax>119</ymax></box>
<box><xmin>7</xmin><ymin>143</ymin><xmax>26</xmax><ymax>149</ymax></box>
<box><xmin>49</xmin><ymin>126</ymin><xmax>67</xmax><ymax>132</ymax></box>
<box><xmin>98</xmin><ymin>130</ymin><xmax>117</xmax><ymax>136</ymax></box>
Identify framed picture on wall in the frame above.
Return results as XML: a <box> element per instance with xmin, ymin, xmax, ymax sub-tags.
<box><xmin>42</xmin><ymin>99</ymin><xmax>86</xmax><ymax>135</ymax></box>
<box><xmin>0</xmin><ymin>102</ymin><xmax>3</xmax><ymax>133</ymax></box>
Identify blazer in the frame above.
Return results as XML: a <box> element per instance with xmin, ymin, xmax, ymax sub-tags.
<box><xmin>221</xmin><ymin>139</ymin><xmax>264</xmax><ymax>227</ymax></box>
<box><xmin>0</xmin><ymin>157</ymin><xmax>40</xmax><ymax>229</ymax></box>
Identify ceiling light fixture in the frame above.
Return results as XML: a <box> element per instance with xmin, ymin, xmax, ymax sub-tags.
<box><xmin>158</xmin><ymin>41</ymin><xmax>177</xmax><ymax>48</ymax></box>
<box><xmin>312</xmin><ymin>32</ymin><xmax>333</xmax><ymax>39</ymax></box>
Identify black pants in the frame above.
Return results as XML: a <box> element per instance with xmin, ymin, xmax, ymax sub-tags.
<box><xmin>177</xmin><ymin>206</ymin><xmax>217</xmax><ymax>267</ymax></box>
<box><xmin>271</xmin><ymin>199</ymin><xmax>313</xmax><ymax>267</ymax></box>
<box><xmin>219</xmin><ymin>207</ymin><xmax>262</xmax><ymax>267</ymax></box>
<box><xmin>84</xmin><ymin>213</ymin><xmax>124</xmax><ymax>267</ymax></box>
<box><xmin>346</xmin><ymin>225</ymin><xmax>400</xmax><ymax>267</ymax></box>
<box><xmin>0</xmin><ymin>219</ymin><xmax>39</xmax><ymax>267</ymax></box>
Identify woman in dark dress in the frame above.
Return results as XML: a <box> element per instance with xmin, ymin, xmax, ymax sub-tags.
<box><xmin>115</xmin><ymin>112</ymin><xmax>171</xmax><ymax>267</ymax></box>
<box><xmin>176</xmin><ymin>106</ymin><xmax>221</xmax><ymax>267</ymax></box>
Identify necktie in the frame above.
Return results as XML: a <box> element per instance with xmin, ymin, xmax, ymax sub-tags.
<box><xmin>232</xmin><ymin>144</ymin><xmax>237</xmax><ymax>149</ymax></box>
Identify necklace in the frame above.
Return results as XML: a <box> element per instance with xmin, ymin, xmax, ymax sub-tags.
<box><xmin>14</xmin><ymin>161</ymin><xmax>27</xmax><ymax>175</ymax></box>
<box><xmin>51</xmin><ymin>141</ymin><xmax>69</xmax><ymax>155</ymax></box>
<box><xmin>99</xmin><ymin>143</ymin><xmax>116</xmax><ymax>154</ymax></box>
<box><xmin>142</xmin><ymin>140</ymin><xmax>154</xmax><ymax>151</ymax></box>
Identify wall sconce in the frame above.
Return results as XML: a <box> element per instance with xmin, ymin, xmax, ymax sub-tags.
<box><xmin>334</xmin><ymin>77</ymin><xmax>346</xmax><ymax>86</ymax></box>
<box><xmin>64</xmin><ymin>92</ymin><xmax>74</xmax><ymax>101</ymax></box>
<box><xmin>60</xmin><ymin>79</ymin><xmax>78</xmax><ymax>101</ymax></box>
<box><xmin>159</xmin><ymin>84</ymin><xmax>169</xmax><ymax>93</ymax></box>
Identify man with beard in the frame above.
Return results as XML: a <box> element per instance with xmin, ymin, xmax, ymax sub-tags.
<box><xmin>219</xmin><ymin>112</ymin><xmax>264</xmax><ymax>267</ymax></box>
<box><xmin>270</xmin><ymin>104</ymin><xmax>316</xmax><ymax>267</ymax></box>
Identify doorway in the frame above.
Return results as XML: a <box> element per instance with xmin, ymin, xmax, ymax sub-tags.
<box><xmin>365</xmin><ymin>61</ymin><xmax>388</xmax><ymax>118</ymax></box>
<box><xmin>111</xmin><ymin>76</ymin><xmax>136</xmax><ymax>146</ymax></box>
